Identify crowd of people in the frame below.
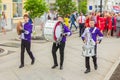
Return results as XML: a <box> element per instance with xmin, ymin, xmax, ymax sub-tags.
<box><xmin>84</xmin><ymin>12</ymin><xmax>120</xmax><ymax>38</ymax></box>
<box><xmin>57</xmin><ymin>11</ymin><xmax>120</xmax><ymax>38</ymax></box>
<box><xmin>1</xmin><ymin>10</ymin><xmax>119</xmax><ymax>74</ymax></box>
<box><xmin>45</xmin><ymin>11</ymin><xmax>120</xmax><ymax>73</ymax></box>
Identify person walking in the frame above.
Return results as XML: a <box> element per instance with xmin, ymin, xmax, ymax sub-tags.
<box><xmin>81</xmin><ymin>20</ymin><xmax>103</xmax><ymax>74</ymax></box>
<box><xmin>77</xmin><ymin>13</ymin><xmax>86</xmax><ymax>37</ymax></box>
<box><xmin>19</xmin><ymin>14</ymin><xmax>35</xmax><ymax>68</ymax></box>
<box><xmin>0</xmin><ymin>11</ymin><xmax>7</xmax><ymax>35</ymax></box>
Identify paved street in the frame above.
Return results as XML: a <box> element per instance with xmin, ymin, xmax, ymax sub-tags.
<box><xmin>0</xmin><ymin>29</ymin><xmax>120</xmax><ymax>80</ymax></box>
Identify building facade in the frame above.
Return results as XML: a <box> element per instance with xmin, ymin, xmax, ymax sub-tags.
<box><xmin>87</xmin><ymin>0</ymin><xmax>120</xmax><ymax>12</ymax></box>
<box><xmin>0</xmin><ymin>0</ymin><xmax>54</xmax><ymax>29</ymax></box>
<box><xmin>0</xmin><ymin>0</ymin><xmax>78</xmax><ymax>30</ymax></box>
<box><xmin>0</xmin><ymin>0</ymin><xmax>26</xmax><ymax>29</ymax></box>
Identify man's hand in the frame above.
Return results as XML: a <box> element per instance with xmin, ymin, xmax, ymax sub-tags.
<box><xmin>61</xmin><ymin>33</ymin><xmax>67</xmax><ymax>36</ymax></box>
<box><xmin>96</xmin><ymin>41</ymin><xmax>99</xmax><ymax>44</ymax></box>
<box><xmin>83</xmin><ymin>40</ymin><xmax>86</xmax><ymax>43</ymax></box>
<box><xmin>24</xmin><ymin>30</ymin><xmax>29</xmax><ymax>34</ymax></box>
<box><xmin>96</xmin><ymin>40</ymin><xmax>102</xmax><ymax>44</ymax></box>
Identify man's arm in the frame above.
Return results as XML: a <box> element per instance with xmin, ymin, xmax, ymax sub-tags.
<box><xmin>63</xmin><ymin>25</ymin><xmax>72</xmax><ymax>36</ymax></box>
<box><xmin>97</xmin><ymin>29</ymin><xmax>103</xmax><ymax>43</ymax></box>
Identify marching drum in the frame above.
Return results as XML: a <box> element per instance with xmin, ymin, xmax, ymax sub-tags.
<box><xmin>82</xmin><ymin>45</ymin><xmax>95</xmax><ymax>57</ymax></box>
<box><xmin>44</xmin><ymin>20</ymin><xmax>63</xmax><ymax>42</ymax></box>
<box><xmin>82</xmin><ymin>28</ymin><xmax>96</xmax><ymax>57</ymax></box>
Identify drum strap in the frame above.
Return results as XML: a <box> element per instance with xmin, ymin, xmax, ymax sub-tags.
<box><xmin>88</xmin><ymin>27</ymin><xmax>96</xmax><ymax>46</ymax></box>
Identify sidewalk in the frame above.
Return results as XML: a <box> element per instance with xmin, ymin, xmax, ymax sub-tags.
<box><xmin>0</xmin><ymin>29</ymin><xmax>120</xmax><ymax>80</ymax></box>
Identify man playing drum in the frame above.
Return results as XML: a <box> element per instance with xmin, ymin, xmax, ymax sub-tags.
<box><xmin>81</xmin><ymin>20</ymin><xmax>103</xmax><ymax>73</ymax></box>
<box><xmin>51</xmin><ymin>17</ymin><xmax>72</xmax><ymax>70</ymax></box>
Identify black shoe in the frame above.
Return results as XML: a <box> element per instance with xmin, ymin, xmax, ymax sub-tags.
<box><xmin>51</xmin><ymin>65</ymin><xmax>58</xmax><ymax>69</ymax></box>
<box><xmin>84</xmin><ymin>69</ymin><xmax>90</xmax><ymax>74</ymax></box>
<box><xmin>19</xmin><ymin>65</ymin><xmax>24</xmax><ymax>68</ymax></box>
<box><xmin>94</xmin><ymin>65</ymin><xmax>98</xmax><ymax>70</ymax></box>
<box><xmin>60</xmin><ymin>66</ymin><xmax>63</xmax><ymax>70</ymax></box>
<box><xmin>31</xmin><ymin>58</ymin><xmax>35</xmax><ymax>65</ymax></box>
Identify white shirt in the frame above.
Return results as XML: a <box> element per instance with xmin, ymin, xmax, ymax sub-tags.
<box><xmin>77</xmin><ymin>16</ymin><xmax>86</xmax><ymax>23</ymax></box>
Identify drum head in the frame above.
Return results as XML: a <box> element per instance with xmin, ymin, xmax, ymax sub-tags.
<box><xmin>44</xmin><ymin>20</ymin><xmax>63</xmax><ymax>42</ymax></box>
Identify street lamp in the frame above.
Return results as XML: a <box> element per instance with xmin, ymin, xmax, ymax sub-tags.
<box><xmin>100</xmin><ymin>0</ymin><xmax>102</xmax><ymax>13</ymax></box>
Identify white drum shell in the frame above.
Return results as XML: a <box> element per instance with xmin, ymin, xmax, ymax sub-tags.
<box><xmin>82</xmin><ymin>45</ymin><xmax>95</xmax><ymax>57</ymax></box>
<box><xmin>44</xmin><ymin>20</ymin><xmax>63</xmax><ymax>42</ymax></box>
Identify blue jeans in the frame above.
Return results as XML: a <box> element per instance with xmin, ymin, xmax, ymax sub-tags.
<box><xmin>70</xmin><ymin>22</ymin><xmax>77</xmax><ymax>30</ymax></box>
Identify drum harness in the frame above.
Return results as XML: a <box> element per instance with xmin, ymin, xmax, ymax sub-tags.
<box><xmin>86</xmin><ymin>27</ymin><xmax>96</xmax><ymax>46</ymax></box>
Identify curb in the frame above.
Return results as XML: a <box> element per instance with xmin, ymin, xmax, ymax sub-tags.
<box><xmin>104</xmin><ymin>57</ymin><xmax>120</xmax><ymax>80</ymax></box>
<box><xmin>0</xmin><ymin>47</ymin><xmax>8</xmax><ymax>56</ymax></box>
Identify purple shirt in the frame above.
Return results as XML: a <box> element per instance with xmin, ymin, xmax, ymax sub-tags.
<box><xmin>22</xmin><ymin>22</ymin><xmax>32</xmax><ymax>41</ymax></box>
<box><xmin>82</xmin><ymin>27</ymin><xmax>103</xmax><ymax>42</ymax></box>
<box><xmin>61</xmin><ymin>25</ymin><xmax>72</xmax><ymax>42</ymax></box>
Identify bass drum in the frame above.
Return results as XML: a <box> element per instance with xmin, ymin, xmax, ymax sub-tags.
<box><xmin>44</xmin><ymin>20</ymin><xmax>63</xmax><ymax>42</ymax></box>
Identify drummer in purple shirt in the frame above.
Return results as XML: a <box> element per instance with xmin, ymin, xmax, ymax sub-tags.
<box><xmin>19</xmin><ymin>14</ymin><xmax>35</xmax><ymax>68</ymax></box>
<box><xmin>81</xmin><ymin>20</ymin><xmax>103</xmax><ymax>73</ymax></box>
<box><xmin>51</xmin><ymin>17</ymin><xmax>72</xmax><ymax>70</ymax></box>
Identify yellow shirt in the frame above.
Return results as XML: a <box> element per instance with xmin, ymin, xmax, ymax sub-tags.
<box><xmin>64</xmin><ymin>18</ymin><xmax>69</xmax><ymax>28</ymax></box>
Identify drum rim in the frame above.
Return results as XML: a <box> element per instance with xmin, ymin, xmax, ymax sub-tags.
<box><xmin>53</xmin><ymin>21</ymin><xmax>62</xmax><ymax>41</ymax></box>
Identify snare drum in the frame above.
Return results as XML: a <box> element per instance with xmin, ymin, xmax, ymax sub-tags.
<box><xmin>44</xmin><ymin>20</ymin><xmax>63</xmax><ymax>42</ymax></box>
<box><xmin>82</xmin><ymin>45</ymin><xmax>95</xmax><ymax>57</ymax></box>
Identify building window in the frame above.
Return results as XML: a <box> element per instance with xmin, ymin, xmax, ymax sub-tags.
<box><xmin>13</xmin><ymin>0</ymin><xmax>22</xmax><ymax>18</ymax></box>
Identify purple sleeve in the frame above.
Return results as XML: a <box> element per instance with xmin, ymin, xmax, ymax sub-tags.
<box><xmin>64</xmin><ymin>25</ymin><xmax>72</xmax><ymax>36</ymax></box>
<box><xmin>27</xmin><ymin>24</ymin><xmax>33</xmax><ymax>34</ymax></box>
<box><xmin>81</xmin><ymin>28</ymin><xmax>87</xmax><ymax>41</ymax></box>
<box><xmin>97</xmin><ymin>29</ymin><xmax>103</xmax><ymax>37</ymax></box>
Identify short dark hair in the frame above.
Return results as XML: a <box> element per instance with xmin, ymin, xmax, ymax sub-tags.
<box><xmin>23</xmin><ymin>14</ymin><xmax>29</xmax><ymax>18</ymax></box>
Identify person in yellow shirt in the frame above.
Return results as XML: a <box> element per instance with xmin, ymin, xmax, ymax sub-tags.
<box><xmin>64</xmin><ymin>15</ymin><xmax>70</xmax><ymax>28</ymax></box>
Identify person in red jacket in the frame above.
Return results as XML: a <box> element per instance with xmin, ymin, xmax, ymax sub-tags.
<box><xmin>106</xmin><ymin>13</ymin><xmax>112</xmax><ymax>37</ymax></box>
<box><xmin>85</xmin><ymin>15</ymin><xmax>91</xmax><ymax>28</ymax></box>
<box><xmin>96</xmin><ymin>12</ymin><xmax>100</xmax><ymax>29</ymax></box>
<box><xmin>99</xmin><ymin>13</ymin><xmax>106</xmax><ymax>33</ymax></box>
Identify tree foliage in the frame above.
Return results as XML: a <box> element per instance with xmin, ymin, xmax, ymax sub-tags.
<box><xmin>78</xmin><ymin>0</ymin><xmax>87</xmax><ymax>14</ymax></box>
<box><xmin>55</xmin><ymin>0</ymin><xmax>77</xmax><ymax>17</ymax></box>
<box><xmin>24</xmin><ymin>0</ymin><xmax>49</xmax><ymax>19</ymax></box>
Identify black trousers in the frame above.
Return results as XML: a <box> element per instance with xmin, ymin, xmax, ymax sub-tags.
<box><xmin>20</xmin><ymin>40</ymin><xmax>34</xmax><ymax>65</ymax></box>
<box><xmin>52</xmin><ymin>42</ymin><xmax>65</xmax><ymax>66</ymax></box>
<box><xmin>111</xmin><ymin>27</ymin><xmax>114</xmax><ymax>36</ymax></box>
<box><xmin>85</xmin><ymin>45</ymin><xmax>97</xmax><ymax>69</ymax></box>
<box><xmin>79</xmin><ymin>23</ymin><xmax>85</xmax><ymax>36</ymax></box>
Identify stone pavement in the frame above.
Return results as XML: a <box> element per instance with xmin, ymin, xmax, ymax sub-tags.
<box><xmin>0</xmin><ymin>29</ymin><xmax>120</xmax><ymax>80</ymax></box>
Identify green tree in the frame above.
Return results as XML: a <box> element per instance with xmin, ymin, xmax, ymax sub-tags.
<box><xmin>78</xmin><ymin>0</ymin><xmax>87</xmax><ymax>14</ymax></box>
<box><xmin>24</xmin><ymin>0</ymin><xmax>49</xmax><ymax>20</ymax></box>
<box><xmin>55</xmin><ymin>0</ymin><xmax>77</xmax><ymax>17</ymax></box>
<box><xmin>24</xmin><ymin>0</ymin><xmax>49</xmax><ymax>37</ymax></box>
